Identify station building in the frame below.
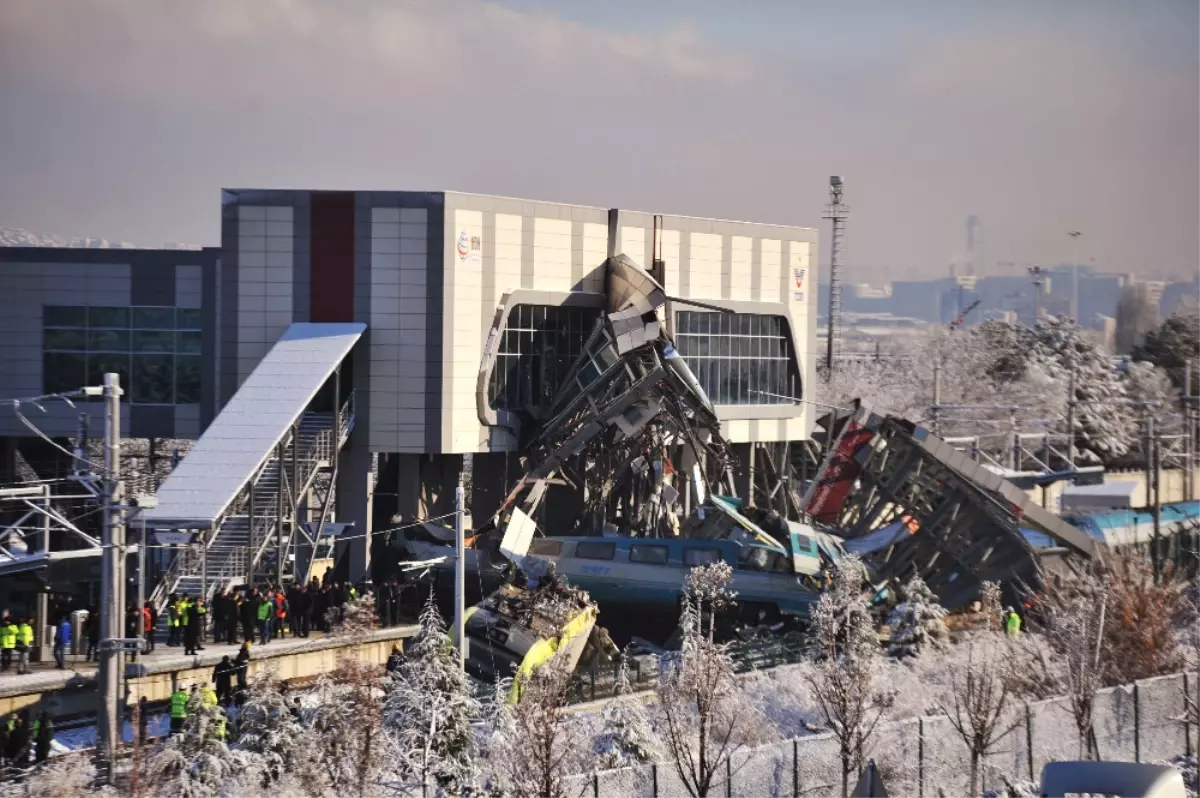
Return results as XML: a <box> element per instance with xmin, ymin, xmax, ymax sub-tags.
<box><xmin>0</xmin><ymin>189</ymin><xmax>819</xmax><ymax>588</ymax></box>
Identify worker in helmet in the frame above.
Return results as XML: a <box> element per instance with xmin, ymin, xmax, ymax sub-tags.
<box><xmin>1004</xmin><ymin>606</ymin><xmax>1022</xmax><ymax>638</ymax></box>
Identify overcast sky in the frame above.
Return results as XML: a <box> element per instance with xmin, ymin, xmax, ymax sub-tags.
<box><xmin>1</xmin><ymin>0</ymin><xmax>1196</xmax><ymax>281</ymax></box>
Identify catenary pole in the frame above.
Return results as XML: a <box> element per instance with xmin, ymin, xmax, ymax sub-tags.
<box><xmin>454</xmin><ymin>479</ymin><xmax>466</xmax><ymax>670</ymax></box>
<box><xmin>96</xmin><ymin>373</ymin><xmax>125</xmax><ymax>782</ymax></box>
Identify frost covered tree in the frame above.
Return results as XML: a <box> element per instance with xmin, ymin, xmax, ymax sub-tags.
<box><xmin>1132</xmin><ymin>311</ymin><xmax>1200</xmax><ymax>388</ymax></box>
<box><xmin>656</xmin><ymin>562</ymin><xmax>765</xmax><ymax>798</ymax></box>
<box><xmin>294</xmin><ymin>656</ymin><xmax>390</xmax><ymax>797</ymax></box>
<box><xmin>488</xmin><ymin>652</ymin><xmax>589</xmax><ymax>798</ymax></box>
<box><xmin>804</xmin><ymin>556</ymin><xmax>893</xmax><ymax>798</ymax></box>
<box><xmin>1037</xmin><ymin>568</ymin><xmax>1110</xmax><ymax>759</ymax></box>
<box><xmin>147</xmin><ymin>692</ymin><xmax>252</xmax><ymax>798</ymax></box>
<box><xmin>979</xmin><ymin>580</ymin><xmax>1004</xmax><ymax>632</ymax></box>
<box><xmin>885</xmin><ymin>575</ymin><xmax>948</xmax><ymax>658</ymax></box>
<box><xmin>236</xmin><ymin>670</ymin><xmax>305</xmax><ymax>787</ymax></box>
<box><xmin>328</xmin><ymin>590</ymin><xmax>379</xmax><ymax>642</ymax></box>
<box><xmin>682</xmin><ymin>560</ymin><xmax>737</xmax><ymax>641</ymax></box>
<box><xmin>595</xmin><ymin>655</ymin><xmax>660</xmax><ymax>769</ymax></box>
<box><xmin>939</xmin><ymin>636</ymin><xmax>1026</xmax><ymax>796</ymax></box>
<box><xmin>383</xmin><ymin>594</ymin><xmax>479</xmax><ymax>796</ymax></box>
<box><xmin>0</xmin><ymin>753</ymin><xmax>102</xmax><ymax>798</ymax></box>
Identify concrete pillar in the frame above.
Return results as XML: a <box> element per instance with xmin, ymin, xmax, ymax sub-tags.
<box><xmin>336</xmin><ymin>435</ymin><xmax>375</xmax><ymax>583</ymax></box>
<box><xmin>469</xmin><ymin>452</ymin><xmax>517</xmax><ymax>525</ymax></box>
<box><xmin>394</xmin><ymin>453</ymin><xmax>423</xmax><ymax>522</ymax></box>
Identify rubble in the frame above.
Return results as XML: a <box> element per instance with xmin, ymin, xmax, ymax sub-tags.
<box><xmin>800</xmin><ymin>401</ymin><xmax>1100</xmax><ymax>609</ymax></box>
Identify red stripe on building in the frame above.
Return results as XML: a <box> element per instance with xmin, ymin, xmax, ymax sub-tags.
<box><xmin>309</xmin><ymin>191</ymin><xmax>356</xmax><ymax>322</ymax></box>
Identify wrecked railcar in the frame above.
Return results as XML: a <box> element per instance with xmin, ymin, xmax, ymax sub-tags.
<box><xmin>800</xmin><ymin>401</ymin><xmax>1100</xmax><ymax>609</ymax></box>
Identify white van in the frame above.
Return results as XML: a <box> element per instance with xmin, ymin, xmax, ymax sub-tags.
<box><xmin>1040</xmin><ymin>762</ymin><xmax>1187</xmax><ymax>798</ymax></box>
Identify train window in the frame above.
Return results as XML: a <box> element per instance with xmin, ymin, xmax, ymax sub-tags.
<box><xmin>531</xmin><ymin>539</ymin><xmax>562</xmax><ymax>556</ymax></box>
<box><xmin>629</xmin><ymin>545</ymin><xmax>669</xmax><ymax>565</ymax></box>
<box><xmin>792</xmin><ymin>533</ymin><xmax>813</xmax><ymax>552</ymax></box>
<box><xmin>684</xmin><ymin>547</ymin><xmax>721</xmax><ymax>567</ymax></box>
<box><xmin>575</xmin><ymin>542</ymin><xmax>616</xmax><ymax>561</ymax></box>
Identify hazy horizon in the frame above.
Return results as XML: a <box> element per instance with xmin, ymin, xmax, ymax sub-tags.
<box><xmin>1</xmin><ymin>0</ymin><xmax>1196</xmax><ymax>282</ymax></box>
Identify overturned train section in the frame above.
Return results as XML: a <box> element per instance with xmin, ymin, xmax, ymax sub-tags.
<box><xmin>801</xmin><ymin>402</ymin><xmax>1099</xmax><ymax>608</ymax></box>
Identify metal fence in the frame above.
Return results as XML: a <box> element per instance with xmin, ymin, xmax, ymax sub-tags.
<box><xmin>566</xmin><ymin>671</ymin><xmax>1199</xmax><ymax>797</ymax></box>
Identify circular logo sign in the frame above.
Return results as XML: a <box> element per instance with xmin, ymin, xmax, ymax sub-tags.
<box><xmin>457</xmin><ymin>230</ymin><xmax>471</xmax><ymax>260</ymax></box>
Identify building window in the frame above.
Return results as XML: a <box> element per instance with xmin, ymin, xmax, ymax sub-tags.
<box><xmin>674</xmin><ymin>312</ymin><xmax>800</xmax><ymax>405</ymax></box>
<box><xmin>42</xmin><ymin>306</ymin><xmax>202</xmax><ymax>404</ymax></box>
<box><xmin>488</xmin><ymin>304</ymin><xmax>603</xmax><ymax>412</ymax></box>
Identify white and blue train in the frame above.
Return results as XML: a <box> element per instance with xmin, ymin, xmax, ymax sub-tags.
<box><xmin>1021</xmin><ymin>501</ymin><xmax>1200</xmax><ymax>549</ymax></box>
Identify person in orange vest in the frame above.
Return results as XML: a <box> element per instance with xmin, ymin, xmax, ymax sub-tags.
<box><xmin>273</xmin><ymin>589</ymin><xmax>288</xmax><ymax>640</ymax></box>
<box><xmin>142</xmin><ymin>602</ymin><xmax>155</xmax><ymax>653</ymax></box>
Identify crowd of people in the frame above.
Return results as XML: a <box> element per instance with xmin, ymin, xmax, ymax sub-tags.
<box><xmin>0</xmin><ymin>571</ymin><xmax>421</xmax><ymax>682</ymax></box>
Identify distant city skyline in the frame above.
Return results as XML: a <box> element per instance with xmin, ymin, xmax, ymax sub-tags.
<box><xmin>1</xmin><ymin>0</ymin><xmax>1196</xmax><ymax>281</ymax></box>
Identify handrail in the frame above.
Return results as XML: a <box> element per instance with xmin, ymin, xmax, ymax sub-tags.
<box><xmin>151</xmin><ymin>392</ymin><xmax>356</xmax><ymax>607</ymax></box>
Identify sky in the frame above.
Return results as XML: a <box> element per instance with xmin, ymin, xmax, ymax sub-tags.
<box><xmin>1</xmin><ymin>0</ymin><xmax>1197</xmax><ymax>282</ymax></box>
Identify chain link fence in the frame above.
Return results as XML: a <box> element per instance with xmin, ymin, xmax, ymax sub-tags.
<box><xmin>566</xmin><ymin>670</ymin><xmax>1198</xmax><ymax>797</ymax></box>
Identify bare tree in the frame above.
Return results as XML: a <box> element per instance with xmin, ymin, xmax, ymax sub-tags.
<box><xmin>1101</xmin><ymin>554</ymin><xmax>1189</xmax><ymax>685</ymax></box>
<box><xmin>803</xmin><ymin>556</ymin><xmax>894</xmax><ymax>798</ymax></box>
<box><xmin>938</xmin><ymin>636</ymin><xmax>1026</xmax><ymax>796</ymax></box>
<box><xmin>489</xmin><ymin>652</ymin><xmax>590</xmax><ymax>798</ymax></box>
<box><xmin>656</xmin><ymin>562</ymin><xmax>764</xmax><ymax>798</ymax></box>
<box><xmin>294</xmin><ymin>656</ymin><xmax>391</xmax><ymax>797</ymax></box>
<box><xmin>1036</xmin><ymin>569</ymin><xmax>1109</xmax><ymax>759</ymax></box>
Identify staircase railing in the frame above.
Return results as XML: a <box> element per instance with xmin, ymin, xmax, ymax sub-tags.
<box><xmin>150</xmin><ymin>392</ymin><xmax>356</xmax><ymax>609</ymax></box>
<box><xmin>248</xmin><ymin>393</ymin><xmax>356</xmax><ymax>577</ymax></box>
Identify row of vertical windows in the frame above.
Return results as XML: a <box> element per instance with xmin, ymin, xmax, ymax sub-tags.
<box><xmin>43</xmin><ymin>306</ymin><xmax>202</xmax><ymax>404</ymax></box>
<box><xmin>488</xmin><ymin>304</ymin><xmax>603</xmax><ymax>412</ymax></box>
<box><xmin>674</xmin><ymin>312</ymin><xmax>799</xmax><ymax>405</ymax></box>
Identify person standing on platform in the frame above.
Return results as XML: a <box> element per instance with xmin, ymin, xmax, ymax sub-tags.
<box><xmin>53</xmin><ymin>615</ymin><xmax>71</xmax><ymax>669</ymax></box>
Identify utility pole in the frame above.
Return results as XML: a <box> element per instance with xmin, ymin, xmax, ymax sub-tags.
<box><xmin>96</xmin><ymin>373</ymin><xmax>125</xmax><ymax>782</ymax></box>
<box><xmin>931</xmin><ymin>361</ymin><xmax>942</xmax><ymax>437</ymax></box>
<box><xmin>453</xmin><ymin>479</ymin><xmax>466</xmax><ymax>670</ymax></box>
<box><xmin>1180</xmin><ymin>364</ymin><xmax>1190</xmax><ymax>501</ymax></box>
<box><xmin>1145</xmin><ymin>407</ymin><xmax>1161</xmax><ymax>579</ymax></box>
<box><xmin>1066</xmin><ymin>367</ymin><xmax>1077</xmax><ymax>471</ymax></box>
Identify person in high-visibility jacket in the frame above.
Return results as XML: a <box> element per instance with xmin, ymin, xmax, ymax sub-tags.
<box><xmin>0</xmin><ymin>618</ymin><xmax>17</xmax><ymax>672</ymax></box>
<box><xmin>256</xmin><ymin>596</ymin><xmax>272</xmax><ymax>645</ymax></box>
<box><xmin>167</xmin><ymin>593</ymin><xmax>181</xmax><ymax>647</ymax></box>
<box><xmin>200</xmin><ymin>683</ymin><xmax>218</xmax><ymax>708</ymax></box>
<box><xmin>1004</xmin><ymin>606</ymin><xmax>1022</xmax><ymax>638</ymax></box>
<box><xmin>169</xmin><ymin>686</ymin><xmax>189</xmax><ymax>734</ymax></box>
<box><xmin>15</xmin><ymin>618</ymin><xmax>34</xmax><ymax>675</ymax></box>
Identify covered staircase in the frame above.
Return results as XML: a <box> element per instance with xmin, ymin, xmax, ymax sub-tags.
<box><xmin>139</xmin><ymin>323</ymin><xmax>365</xmax><ymax>619</ymax></box>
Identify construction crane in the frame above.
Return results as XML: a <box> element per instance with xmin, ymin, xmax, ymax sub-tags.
<box><xmin>948</xmin><ymin>299</ymin><xmax>981</xmax><ymax>330</ymax></box>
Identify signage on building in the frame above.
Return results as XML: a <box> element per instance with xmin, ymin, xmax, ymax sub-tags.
<box><xmin>793</xmin><ymin>268</ymin><xmax>805</xmax><ymax>289</ymax></box>
<box><xmin>457</xmin><ymin>230</ymin><xmax>482</xmax><ymax>263</ymax></box>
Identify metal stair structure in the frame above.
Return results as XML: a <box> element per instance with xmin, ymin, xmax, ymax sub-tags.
<box><xmin>139</xmin><ymin>323</ymin><xmax>365</xmax><ymax>620</ymax></box>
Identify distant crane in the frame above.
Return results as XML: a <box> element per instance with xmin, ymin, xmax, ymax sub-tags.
<box><xmin>948</xmin><ymin>299</ymin><xmax>982</xmax><ymax>330</ymax></box>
